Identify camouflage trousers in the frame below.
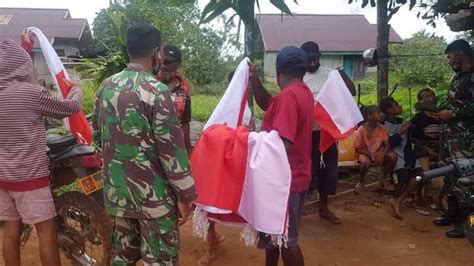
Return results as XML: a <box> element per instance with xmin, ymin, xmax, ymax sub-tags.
<box><xmin>111</xmin><ymin>214</ymin><xmax>179</xmax><ymax>266</ymax></box>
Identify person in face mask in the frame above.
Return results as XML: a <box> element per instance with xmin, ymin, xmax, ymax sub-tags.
<box><xmin>300</xmin><ymin>41</ymin><xmax>356</xmax><ymax>225</ymax></box>
<box><xmin>431</xmin><ymin>39</ymin><xmax>474</xmax><ymax>239</ymax></box>
<box><xmin>92</xmin><ymin>23</ymin><xmax>196</xmax><ymax>264</ymax></box>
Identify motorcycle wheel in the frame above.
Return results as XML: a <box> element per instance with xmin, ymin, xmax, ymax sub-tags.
<box><xmin>55</xmin><ymin>192</ymin><xmax>112</xmax><ymax>266</ymax></box>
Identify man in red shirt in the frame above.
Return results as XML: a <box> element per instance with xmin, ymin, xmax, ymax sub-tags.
<box><xmin>250</xmin><ymin>46</ymin><xmax>314</xmax><ymax>266</ymax></box>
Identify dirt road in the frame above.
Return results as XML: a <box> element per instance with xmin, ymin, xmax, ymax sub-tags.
<box><xmin>2</xmin><ymin>191</ymin><xmax>473</xmax><ymax>266</ymax></box>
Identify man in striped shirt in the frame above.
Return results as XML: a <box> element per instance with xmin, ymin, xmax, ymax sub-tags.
<box><xmin>0</xmin><ymin>35</ymin><xmax>82</xmax><ymax>266</ymax></box>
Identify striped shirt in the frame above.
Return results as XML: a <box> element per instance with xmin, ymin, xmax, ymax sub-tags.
<box><xmin>0</xmin><ymin>39</ymin><xmax>82</xmax><ymax>191</ymax></box>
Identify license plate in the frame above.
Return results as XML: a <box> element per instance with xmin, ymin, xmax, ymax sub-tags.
<box><xmin>78</xmin><ymin>171</ymin><xmax>103</xmax><ymax>195</ymax></box>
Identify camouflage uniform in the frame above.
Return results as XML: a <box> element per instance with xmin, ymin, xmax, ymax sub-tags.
<box><xmin>93</xmin><ymin>63</ymin><xmax>196</xmax><ymax>265</ymax></box>
<box><xmin>441</xmin><ymin>69</ymin><xmax>474</xmax><ymax>208</ymax></box>
<box><xmin>441</xmin><ymin>69</ymin><xmax>474</xmax><ymax>161</ymax></box>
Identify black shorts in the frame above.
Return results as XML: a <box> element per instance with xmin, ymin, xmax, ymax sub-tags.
<box><xmin>310</xmin><ymin>131</ymin><xmax>338</xmax><ymax>195</ymax></box>
<box><xmin>258</xmin><ymin>191</ymin><xmax>307</xmax><ymax>249</ymax></box>
<box><xmin>394</xmin><ymin>168</ymin><xmax>423</xmax><ymax>184</ymax></box>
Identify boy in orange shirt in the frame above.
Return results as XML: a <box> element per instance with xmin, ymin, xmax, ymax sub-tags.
<box><xmin>354</xmin><ymin>105</ymin><xmax>397</xmax><ymax>194</ymax></box>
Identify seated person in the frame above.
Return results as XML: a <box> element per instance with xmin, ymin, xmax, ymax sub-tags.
<box><xmin>410</xmin><ymin>88</ymin><xmax>442</xmax><ymax>212</ymax></box>
<box><xmin>353</xmin><ymin>105</ymin><xmax>397</xmax><ymax>195</ymax></box>
<box><xmin>379</xmin><ymin>97</ymin><xmax>423</xmax><ymax>219</ymax></box>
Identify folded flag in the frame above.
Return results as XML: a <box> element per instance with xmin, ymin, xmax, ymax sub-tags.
<box><xmin>314</xmin><ymin>70</ymin><xmax>363</xmax><ymax>153</ymax></box>
<box><xmin>191</xmin><ymin>58</ymin><xmax>291</xmax><ymax>247</ymax></box>
<box><xmin>28</xmin><ymin>27</ymin><xmax>92</xmax><ymax>144</ymax></box>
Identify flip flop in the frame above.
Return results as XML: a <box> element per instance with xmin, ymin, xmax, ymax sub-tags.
<box><xmin>416</xmin><ymin>208</ymin><xmax>431</xmax><ymax>216</ymax></box>
<box><xmin>319</xmin><ymin>212</ymin><xmax>342</xmax><ymax>225</ymax></box>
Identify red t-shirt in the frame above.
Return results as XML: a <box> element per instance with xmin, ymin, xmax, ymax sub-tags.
<box><xmin>262</xmin><ymin>81</ymin><xmax>315</xmax><ymax>192</ymax></box>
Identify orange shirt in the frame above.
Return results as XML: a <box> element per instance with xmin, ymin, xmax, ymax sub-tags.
<box><xmin>353</xmin><ymin>124</ymin><xmax>388</xmax><ymax>155</ymax></box>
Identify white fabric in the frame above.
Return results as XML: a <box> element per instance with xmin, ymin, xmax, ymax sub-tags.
<box><xmin>304</xmin><ymin>66</ymin><xmax>332</xmax><ymax>100</ymax></box>
<box><xmin>316</xmin><ymin>70</ymin><xmax>363</xmax><ymax>134</ymax></box>
<box><xmin>28</xmin><ymin>27</ymin><xmax>70</xmax><ymax>129</ymax></box>
<box><xmin>204</xmin><ymin>58</ymin><xmax>251</xmax><ymax>130</ymax></box>
<box><xmin>238</xmin><ymin>130</ymin><xmax>291</xmax><ymax>235</ymax></box>
<box><xmin>304</xmin><ymin>66</ymin><xmax>332</xmax><ymax>130</ymax></box>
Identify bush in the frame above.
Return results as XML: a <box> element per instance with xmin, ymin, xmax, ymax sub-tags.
<box><xmin>81</xmin><ymin>80</ymin><xmax>99</xmax><ymax>115</ymax></box>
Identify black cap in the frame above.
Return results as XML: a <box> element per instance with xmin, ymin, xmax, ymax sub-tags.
<box><xmin>276</xmin><ymin>46</ymin><xmax>308</xmax><ymax>70</ymax></box>
<box><xmin>445</xmin><ymin>39</ymin><xmax>472</xmax><ymax>56</ymax></box>
<box><xmin>301</xmin><ymin>41</ymin><xmax>321</xmax><ymax>57</ymax></box>
<box><xmin>163</xmin><ymin>44</ymin><xmax>182</xmax><ymax>62</ymax></box>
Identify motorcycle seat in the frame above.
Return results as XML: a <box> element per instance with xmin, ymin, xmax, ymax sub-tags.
<box><xmin>47</xmin><ymin>135</ymin><xmax>77</xmax><ymax>154</ymax></box>
<box><xmin>49</xmin><ymin>145</ymin><xmax>96</xmax><ymax>163</ymax></box>
<box><xmin>458</xmin><ymin>177</ymin><xmax>474</xmax><ymax>187</ymax></box>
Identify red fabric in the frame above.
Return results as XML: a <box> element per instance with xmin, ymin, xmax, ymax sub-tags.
<box><xmin>237</xmin><ymin>88</ymin><xmax>248</xmax><ymax>127</ymax></box>
<box><xmin>208</xmin><ymin>213</ymin><xmax>246</xmax><ymax>223</ymax></box>
<box><xmin>191</xmin><ymin>125</ymin><xmax>249</xmax><ymax>211</ymax></box>
<box><xmin>314</xmin><ymin>103</ymin><xmax>357</xmax><ymax>154</ymax></box>
<box><xmin>0</xmin><ymin>176</ymin><xmax>49</xmax><ymax>192</ymax></box>
<box><xmin>55</xmin><ymin>71</ymin><xmax>93</xmax><ymax>144</ymax></box>
<box><xmin>262</xmin><ymin>82</ymin><xmax>314</xmax><ymax>192</ymax></box>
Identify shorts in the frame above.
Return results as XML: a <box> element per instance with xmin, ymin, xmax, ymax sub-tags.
<box><xmin>310</xmin><ymin>131</ymin><xmax>338</xmax><ymax>195</ymax></box>
<box><xmin>394</xmin><ymin>168</ymin><xmax>423</xmax><ymax>184</ymax></box>
<box><xmin>0</xmin><ymin>186</ymin><xmax>56</xmax><ymax>225</ymax></box>
<box><xmin>357</xmin><ymin>152</ymin><xmax>386</xmax><ymax>166</ymax></box>
<box><xmin>111</xmin><ymin>214</ymin><xmax>179</xmax><ymax>265</ymax></box>
<box><xmin>258</xmin><ymin>191</ymin><xmax>307</xmax><ymax>249</ymax></box>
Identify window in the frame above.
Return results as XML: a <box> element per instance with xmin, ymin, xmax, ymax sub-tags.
<box><xmin>55</xmin><ymin>49</ymin><xmax>65</xmax><ymax>57</ymax></box>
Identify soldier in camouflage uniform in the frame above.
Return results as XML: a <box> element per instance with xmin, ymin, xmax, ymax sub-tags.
<box><xmin>92</xmin><ymin>24</ymin><xmax>196</xmax><ymax>265</ymax></box>
<box><xmin>432</xmin><ymin>39</ymin><xmax>474</xmax><ymax>238</ymax></box>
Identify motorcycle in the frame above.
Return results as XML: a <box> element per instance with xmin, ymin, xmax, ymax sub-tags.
<box><xmin>421</xmin><ymin>158</ymin><xmax>474</xmax><ymax>246</ymax></box>
<box><xmin>21</xmin><ymin>133</ymin><xmax>112</xmax><ymax>265</ymax></box>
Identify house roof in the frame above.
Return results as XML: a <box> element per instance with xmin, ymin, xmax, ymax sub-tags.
<box><xmin>0</xmin><ymin>7</ymin><xmax>91</xmax><ymax>48</ymax></box>
<box><xmin>256</xmin><ymin>14</ymin><xmax>403</xmax><ymax>53</ymax></box>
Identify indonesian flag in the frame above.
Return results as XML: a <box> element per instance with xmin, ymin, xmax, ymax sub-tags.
<box><xmin>314</xmin><ymin>70</ymin><xmax>363</xmax><ymax>153</ymax></box>
<box><xmin>28</xmin><ymin>27</ymin><xmax>93</xmax><ymax>144</ymax></box>
<box><xmin>204</xmin><ymin>58</ymin><xmax>252</xmax><ymax>130</ymax></box>
<box><xmin>191</xmin><ymin>58</ymin><xmax>291</xmax><ymax>246</ymax></box>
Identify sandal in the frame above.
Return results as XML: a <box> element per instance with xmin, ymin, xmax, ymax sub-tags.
<box><xmin>416</xmin><ymin>208</ymin><xmax>431</xmax><ymax>216</ymax></box>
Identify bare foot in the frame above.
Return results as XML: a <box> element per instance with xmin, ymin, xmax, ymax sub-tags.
<box><xmin>389</xmin><ymin>198</ymin><xmax>402</xmax><ymax>220</ymax></box>
<box><xmin>354</xmin><ymin>182</ymin><xmax>365</xmax><ymax>195</ymax></box>
<box><xmin>199</xmin><ymin>235</ymin><xmax>226</xmax><ymax>265</ymax></box>
<box><xmin>380</xmin><ymin>178</ymin><xmax>394</xmax><ymax>191</ymax></box>
<box><xmin>319</xmin><ymin>210</ymin><xmax>342</xmax><ymax>224</ymax></box>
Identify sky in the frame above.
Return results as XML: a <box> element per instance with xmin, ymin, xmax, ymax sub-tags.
<box><xmin>0</xmin><ymin>0</ymin><xmax>458</xmax><ymax>41</ymax></box>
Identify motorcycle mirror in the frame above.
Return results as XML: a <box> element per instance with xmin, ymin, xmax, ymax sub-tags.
<box><xmin>363</xmin><ymin>48</ymin><xmax>378</xmax><ymax>67</ymax></box>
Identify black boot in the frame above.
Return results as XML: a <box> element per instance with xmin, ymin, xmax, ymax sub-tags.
<box><xmin>433</xmin><ymin>196</ymin><xmax>458</xmax><ymax>226</ymax></box>
<box><xmin>433</xmin><ymin>213</ymin><xmax>454</xmax><ymax>226</ymax></box>
<box><xmin>446</xmin><ymin>226</ymin><xmax>465</xmax><ymax>238</ymax></box>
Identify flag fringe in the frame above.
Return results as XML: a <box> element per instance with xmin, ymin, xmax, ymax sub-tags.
<box><xmin>240</xmin><ymin>224</ymin><xmax>259</xmax><ymax>247</ymax></box>
<box><xmin>192</xmin><ymin>207</ymin><xmax>210</xmax><ymax>240</ymax></box>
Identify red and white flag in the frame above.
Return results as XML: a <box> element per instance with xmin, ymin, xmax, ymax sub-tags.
<box><xmin>28</xmin><ymin>27</ymin><xmax>92</xmax><ymax>144</ymax></box>
<box><xmin>314</xmin><ymin>70</ymin><xmax>363</xmax><ymax>153</ymax></box>
<box><xmin>191</xmin><ymin>58</ymin><xmax>291</xmax><ymax>246</ymax></box>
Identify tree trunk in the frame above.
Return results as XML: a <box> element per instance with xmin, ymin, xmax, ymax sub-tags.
<box><xmin>377</xmin><ymin>0</ymin><xmax>390</xmax><ymax>101</ymax></box>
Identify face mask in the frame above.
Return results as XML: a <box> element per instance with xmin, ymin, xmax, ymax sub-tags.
<box><xmin>307</xmin><ymin>63</ymin><xmax>320</xmax><ymax>73</ymax></box>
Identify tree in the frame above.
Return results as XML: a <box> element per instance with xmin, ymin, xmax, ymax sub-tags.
<box><xmin>390</xmin><ymin>30</ymin><xmax>451</xmax><ymax>87</ymax></box>
<box><xmin>350</xmin><ymin>0</ymin><xmax>433</xmax><ymax>100</ymax></box>
<box><xmin>200</xmin><ymin>0</ymin><xmax>297</xmax><ymax>60</ymax></box>
<box><xmin>78</xmin><ymin>0</ymin><xmax>238</xmax><ymax>86</ymax></box>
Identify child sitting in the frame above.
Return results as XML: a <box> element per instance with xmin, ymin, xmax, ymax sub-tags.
<box><xmin>379</xmin><ymin>97</ymin><xmax>422</xmax><ymax>219</ymax></box>
<box><xmin>353</xmin><ymin>105</ymin><xmax>397</xmax><ymax>195</ymax></box>
<box><xmin>410</xmin><ymin>88</ymin><xmax>442</xmax><ymax>213</ymax></box>
<box><xmin>411</xmin><ymin>88</ymin><xmax>441</xmax><ymax>169</ymax></box>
